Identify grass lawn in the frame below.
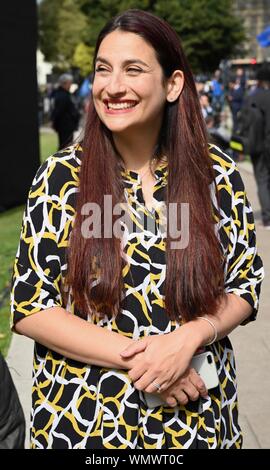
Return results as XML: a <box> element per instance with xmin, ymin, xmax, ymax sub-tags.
<box><xmin>0</xmin><ymin>206</ymin><xmax>24</xmax><ymax>355</ymax></box>
<box><xmin>40</xmin><ymin>130</ymin><xmax>58</xmax><ymax>163</ymax></box>
<box><xmin>0</xmin><ymin>130</ymin><xmax>58</xmax><ymax>356</ymax></box>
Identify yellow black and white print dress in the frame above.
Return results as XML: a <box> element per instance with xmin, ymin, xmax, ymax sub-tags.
<box><xmin>11</xmin><ymin>144</ymin><xmax>264</xmax><ymax>449</ymax></box>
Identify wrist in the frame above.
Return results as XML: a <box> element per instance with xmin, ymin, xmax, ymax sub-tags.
<box><xmin>197</xmin><ymin>316</ymin><xmax>217</xmax><ymax>345</ymax></box>
<box><xmin>174</xmin><ymin>318</ymin><xmax>215</xmax><ymax>350</ymax></box>
<box><xmin>172</xmin><ymin>322</ymin><xmax>204</xmax><ymax>352</ymax></box>
<box><xmin>188</xmin><ymin>317</ymin><xmax>217</xmax><ymax>347</ymax></box>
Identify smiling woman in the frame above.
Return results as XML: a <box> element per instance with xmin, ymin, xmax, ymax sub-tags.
<box><xmin>10</xmin><ymin>9</ymin><xmax>264</xmax><ymax>449</ymax></box>
<box><xmin>92</xmin><ymin>32</ymin><xmax>183</xmax><ymax>137</ymax></box>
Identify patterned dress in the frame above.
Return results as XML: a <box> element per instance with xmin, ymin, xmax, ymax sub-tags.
<box><xmin>10</xmin><ymin>143</ymin><xmax>264</xmax><ymax>449</ymax></box>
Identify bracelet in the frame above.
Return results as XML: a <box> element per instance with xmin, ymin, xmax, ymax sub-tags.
<box><xmin>197</xmin><ymin>316</ymin><xmax>218</xmax><ymax>346</ymax></box>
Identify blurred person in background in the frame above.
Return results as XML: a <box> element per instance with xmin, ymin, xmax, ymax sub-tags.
<box><xmin>78</xmin><ymin>72</ymin><xmax>94</xmax><ymax>123</ymax></box>
<box><xmin>205</xmin><ymin>114</ymin><xmax>231</xmax><ymax>155</ymax></box>
<box><xmin>0</xmin><ymin>351</ymin><xmax>25</xmax><ymax>449</ymax></box>
<box><xmin>199</xmin><ymin>92</ymin><xmax>213</xmax><ymax>119</ymax></box>
<box><xmin>227</xmin><ymin>77</ymin><xmax>246</xmax><ymax>162</ymax></box>
<box><xmin>227</xmin><ymin>77</ymin><xmax>245</xmax><ymax>134</ymax></box>
<box><xmin>244</xmin><ymin>67</ymin><xmax>270</xmax><ymax>229</ymax></box>
<box><xmin>50</xmin><ymin>73</ymin><xmax>80</xmax><ymax>150</ymax></box>
<box><xmin>236</xmin><ymin>67</ymin><xmax>246</xmax><ymax>90</ymax></box>
<box><xmin>210</xmin><ymin>69</ymin><xmax>225</xmax><ymax>114</ymax></box>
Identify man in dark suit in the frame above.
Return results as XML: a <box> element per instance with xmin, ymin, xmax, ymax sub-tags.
<box><xmin>51</xmin><ymin>74</ymin><xmax>80</xmax><ymax>150</ymax></box>
<box><xmin>248</xmin><ymin>68</ymin><xmax>270</xmax><ymax>229</ymax></box>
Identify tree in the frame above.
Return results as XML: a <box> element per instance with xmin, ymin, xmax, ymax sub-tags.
<box><xmin>38</xmin><ymin>0</ymin><xmax>88</xmax><ymax>69</ymax></box>
<box><xmin>72</xmin><ymin>0</ymin><xmax>158</xmax><ymax>44</ymax></box>
<box><xmin>38</xmin><ymin>0</ymin><xmax>65</xmax><ymax>62</ymax></box>
<box><xmin>57</xmin><ymin>0</ymin><xmax>88</xmax><ymax>69</ymax></box>
<box><xmin>153</xmin><ymin>0</ymin><xmax>245</xmax><ymax>72</ymax></box>
<box><xmin>39</xmin><ymin>0</ymin><xmax>245</xmax><ymax>73</ymax></box>
<box><xmin>73</xmin><ymin>42</ymin><xmax>94</xmax><ymax>76</ymax></box>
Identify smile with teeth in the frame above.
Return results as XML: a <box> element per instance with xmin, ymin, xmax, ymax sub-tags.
<box><xmin>105</xmin><ymin>101</ymin><xmax>138</xmax><ymax>110</ymax></box>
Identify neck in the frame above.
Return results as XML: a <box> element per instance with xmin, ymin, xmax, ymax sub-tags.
<box><xmin>112</xmin><ymin>124</ymin><xmax>161</xmax><ymax>172</ymax></box>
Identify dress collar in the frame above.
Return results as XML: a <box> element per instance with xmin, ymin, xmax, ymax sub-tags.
<box><xmin>120</xmin><ymin>160</ymin><xmax>168</xmax><ymax>185</ymax></box>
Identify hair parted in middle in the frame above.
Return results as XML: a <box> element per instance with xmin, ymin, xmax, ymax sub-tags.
<box><xmin>65</xmin><ymin>9</ymin><xmax>225</xmax><ymax>322</ymax></box>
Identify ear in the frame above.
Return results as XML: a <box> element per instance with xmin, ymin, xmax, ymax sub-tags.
<box><xmin>166</xmin><ymin>70</ymin><xmax>184</xmax><ymax>103</ymax></box>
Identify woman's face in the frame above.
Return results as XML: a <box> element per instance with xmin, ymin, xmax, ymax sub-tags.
<box><xmin>92</xmin><ymin>31</ymin><xmax>170</xmax><ymax>136</ymax></box>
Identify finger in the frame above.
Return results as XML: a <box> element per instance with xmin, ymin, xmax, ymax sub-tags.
<box><xmin>128</xmin><ymin>364</ymin><xmax>148</xmax><ymax>383</ymax></box>
<box><xmin>189</xmin><ymin>368</ymin><xmax>208</xmax><ymax>397</ymax></box>
<box><xmin>144</xmin><ymin>382</ymin><xmax>163</xmax><ymax>394</ymax></box>
<box><xmin>134</xmin><ymin>373</ymin><xmax>160</xmax><ymax>392</ymax></box>
<box><xmin>172</xmin><ymin>391</ymin><xmax>189</xmax><ymax>406</ymax></box>
<box><xmin>144</xmin><ymin>376</ymin><xmax>170</xmax><ymax>394</ymax></box>
<box><xmin>120</xmin><ymin>339</ymin><xmax>148</xmax><ymax>358</ymax></box>
<box><xmin>182</xmin><ymin>381</ymin><xmax>200</xmax><ymax>401</ymax></box>
<box><xmin>165</xmin><ymin>396</ymin><xmax>178</xmax><ymax>408</ymax></box>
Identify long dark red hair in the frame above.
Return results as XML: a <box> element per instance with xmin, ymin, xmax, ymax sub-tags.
<box><xmin>66</xmin><ymin>9</ymin><xmax>224</xmax><ymax>322</ymax></box>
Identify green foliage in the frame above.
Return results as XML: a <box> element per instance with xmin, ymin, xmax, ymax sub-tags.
<box><xmin>57</xmin><ymin>0</ymin><xmax>89</xmax><ymax>69</ymax></box>
<box><xmin>73</xmin><ymin>43</ymin><xmax>95</xmax><ymax>76</ymax></box>
<box><xmin>39</xmin><ymin>0</ymin><xmax>88</xmax><ymax>69</ymax></box>
<box><xmin>154</xmin><ymin>0</ymin><xmax>245</xmax><ymax>72</ymax></box>
<box><xmin>39</xmin><ymin>0</ymin><xmax>245</xmax><ymax>74</ymax></box>
<box><xmin>38</xmin><ymin>0</ymin><xmax>64</xmax><ymax>62</ymax></box>
<box><xmin>78</xmin><ymin>0</ymin><xmax>157</xmax><ymax>44</ymax></box>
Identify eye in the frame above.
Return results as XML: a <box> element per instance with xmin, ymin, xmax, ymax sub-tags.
<box><xmin>95</xmin><ymin>66</ymin><xmax>110</xmax><ymax>73</ymax></box>
<box><xmin>127</xmin><ymin>67</ymin><xmax>143</xmax><ymax>74</ymax></box>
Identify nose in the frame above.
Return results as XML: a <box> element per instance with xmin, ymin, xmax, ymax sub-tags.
<box><xmin>105</xmin><ymin>71</ymin><xmax>127</xmax><ymax>97</ymax></box>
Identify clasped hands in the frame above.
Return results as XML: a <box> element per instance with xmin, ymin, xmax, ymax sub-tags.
<box><xmin>120</xmin><ymin>329</ymin><xmax>208</xmax><ymax>407</ymax></box>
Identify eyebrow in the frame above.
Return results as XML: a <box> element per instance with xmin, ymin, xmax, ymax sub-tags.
<box><xmin>95</xmin><ymin>56</ymin><xmax>150</xmax><ymax>68</ymax></box>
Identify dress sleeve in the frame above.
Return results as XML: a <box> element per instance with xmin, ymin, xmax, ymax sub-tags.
<box><xmin>223</xmin><ymin>166</ymin><xmax>264</xmax><ymax>323</ymax></box>
<box><xmin>10</xmin><ymin>158</ymin><xmax>65</xmax><ymax>330</ymax></box>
